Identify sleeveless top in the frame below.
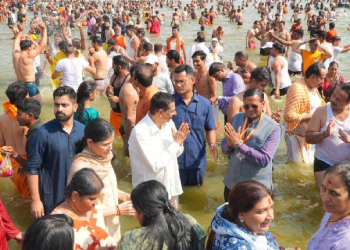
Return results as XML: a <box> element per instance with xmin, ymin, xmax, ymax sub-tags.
<box><xmin>271</xmin><ymin>56</ymin><xmax>292</xmax><ymax>89</ymax></box>
<box><xmin>289</xmin><ymin>40</ymin><xmax>305</xmax><ymax>72</ymax></box>
<box><xmin>112</xmin><ymin>73</ymin><xmax>129</xmax><ymax>113</ymax></box>
<box><xmin>126</xmin><ymin>35</ymin><xmax>136</xmax><ymax>59</ymax></box>
<box><xmin>316</xmin><ymin>103</ymin><xmax>350</xmax><ymax>165</ymax></box>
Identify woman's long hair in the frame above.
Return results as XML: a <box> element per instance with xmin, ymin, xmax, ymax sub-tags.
<box><xmin>131</xmin><ymin>180</ymin><xmax>198</xmax><ymax>250</ymax></box>
<box><xmin>76</xmin><ymin>81</ymin><xmax>96</xmax><ymax>123</ymax></box>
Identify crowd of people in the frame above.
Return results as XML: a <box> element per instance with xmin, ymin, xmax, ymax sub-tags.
<box><xmin>1</xmin><ymin>0</ymin><xmax>350</xmax><ymax>249</ymax></box>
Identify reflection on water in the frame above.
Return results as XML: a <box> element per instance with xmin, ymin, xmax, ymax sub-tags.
<box><xmin>2</xmin><ymin>2</ymin><xmax>350</xmax><ymax>249</ymax></box>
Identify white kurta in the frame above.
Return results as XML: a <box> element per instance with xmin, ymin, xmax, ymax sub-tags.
<box><xmin>129</xmin><ymin>114</ymin><xmax>184</xmax><ymax>198</ymax></box>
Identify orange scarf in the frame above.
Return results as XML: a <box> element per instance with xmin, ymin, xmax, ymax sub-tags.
<box><xmin>3</xmin><ymin>102</ymin><xmax>17</xmax><ymax>121</ymax></box>
<box><xmin>167</xmin><ymin>35</ymin><xmax>181</xmax><ymax>53</ymax></box>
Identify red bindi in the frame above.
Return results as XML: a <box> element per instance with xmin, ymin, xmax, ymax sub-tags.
<box><xmin>327</xmin><ymin>179</ymin><xmax>332</xmax><ymax>184</ymax></box>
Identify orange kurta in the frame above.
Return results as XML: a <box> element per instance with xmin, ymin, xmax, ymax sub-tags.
<box><xmin>135</xmin><ymin>85</ymin><xmax>159</xmax><ymax>124</ymax></box>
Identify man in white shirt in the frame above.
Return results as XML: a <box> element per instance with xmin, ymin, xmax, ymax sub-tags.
<box><xmin>52</xmin><ymin>45</ymin><xmax>96</xmax><ymax>92</ymax></box>
<box><xmin>189</xmin><ymin>33</ymin><xmax>213</xmax><ymax>68</ymax></box>
<box><xmin>145</xmin><ymin>54</ymin><xmax>174</xmax><ymax>94</ymax></box>
<box><xmin>331</xmin><ymin>36</ymin><xmax>350</xmax><ymax>63</ymax></box>
<box><xmin>129</xmin><ymin>92</ymin><xmax>190</xmax><ymax>208</ymax></box>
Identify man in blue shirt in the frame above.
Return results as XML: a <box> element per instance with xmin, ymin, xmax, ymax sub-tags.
<box><xmin>172</xmin><ymin>64</ymin><xmax>217</xmax><ymax>186</ymax></box>
<box><xmin>26</xmin><ymin>86</ymin><xmax>85</xmax><ymax>217</ymax></box>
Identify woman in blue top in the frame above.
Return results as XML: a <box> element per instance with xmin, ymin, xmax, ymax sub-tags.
<box><xmin>207</xmin><ymin>180</ymin><xmax>279</xmax><ymax>250</ymax></box>
<box><xmin>74</xmin><ymin>81</ymin><xmax>99</xmax><ymax>125</ymax></box>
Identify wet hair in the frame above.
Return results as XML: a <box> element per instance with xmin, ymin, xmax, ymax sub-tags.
<box><xmin>332</xmin><ymin>36</ymin><xmax>341</xmax><ymax>43</ymax></box>
<box><xmin>196</xmin><ymin>33</ymin><xmax>205</xmax><ymax>43</ymax></box>
<box><xmin>92</xmin><ymin>36</ymin><xmax>103</xmax><ymax>46</ymax></box>
<box><xmin>172</xmin><ymin>24</ymin><xmax>180</xmax><ymax>30</ymax></box>
<box><xmin>316</xmin><ymin>30</ymin><xmax>327</xmax><ymax>40</ymax></box>
<box><xmin>293</xmin><ymin>29</ymin><xmax>304</xmax><ymax>38</ymax></box>
<box><xmin>250</xmin><ymin>67</ymin><xmax>271</xmax><ymax>84</ymax></box>
<box><xmin>235</xmin><ymin>51</ymin><xmax>248</xmax><ymax>60</ymax></box>
<box><xmin>192</xmin><ymin>50</ymin><xmax>206</xmax><ymax>61</ymax></box>
<box><xmin>53</xmin><ymin>86</ymin><xmax>77</xmax><ymax>103</ymax></box>
<box><xmin>16</xmin><ymin>98</ymin><xmax>41</xmax><ymax>119</ymax></box>
<box><xmin>64</xmin><ymin>44</ymin><xmax>75</xmax><ymax>55</ymax></box>
<box><xmin>329</xmin><ymin>22</ymin><xmax>335</xmax><ymax>29</ymax></box>
<box><xmin>131</xmin><ymin>180</ymin><xmax>198</xmax><ymax>249</ymax></box>
<box><xmin>243</xmin><ymin>88</ymin><xmax>264</xmax><ymax>102</ymax></box>
<box><xmin>65</xmin><ymin>168</ymin><xmax>104</xmax><ymax>198</ymax></box>
<box><xmin>209</xmin><ymin>62</ymin><xmax>226</xmax><ymax>76</ymax></box>
<box><xmin>166</xmin><ymin>50</ymin><xmax>180</xmax><ymax>63</ymax></box>
<box><xmin>75</xmin><ymin>118</ymin><xmax>114</xmax><ymax>154</ymax></box>
<box><xmin>6</xmin><ymin>82</ymin><xmax>28</xmax><ymax>105</ymax></box>
<box><xmin>272</xmin><ymin>43</ymin><xmax>284</xmax><ymax>53</ymax></box>
<box><xmin>22</xmin><ymin>214</ymin><xmax>74</xmax><ymax>250</ymax></box>
<box><xmin>207</xmin><ymin>180</ymin><xmax>273</xmax><ymax>248</ymax></box>
<box><xmin>305</xmin><ymin>62</ymin><xmax>326</xmax><ymax>79</ymax></box>
<box><xmin>132</xmin><ymin>63</ymin><xmax>154</xmax><ymax>87</ymax></box>
<box><xmin>75</xmin><ymin>81</ymin><xmax>96</xmax><ymax>124</ymax></box>
<box><xmin>149</xmin><ymin>92</ymin><xmax>175</xmax><ymax>115</ymax></box>
<box><xmin>325</xmin><ymin>163</ymin><xmax>350</xmax><ymax>197</ymax></box>
<box><xmin>126</xmin><ymin>24</ymin><xmax>135</xmax><ymax>30</ymax></box>
<box><xmin>339</xmin><ymin>83</ymin><xmax>350</xmax><ymax>101</ymax></box>
<box><xmin>329</xmin><ymin>61</ymin><xmax>339</xmax><ymax>69</ymax></box>
<box><xmin>58</xmin><ymin>41</ymin><xmax>69</xmax><ymax>51</ymax></box>
<box><xmin>20</xmin><ymin>40</ymin><xmax>33</xmax><ymax>50</ymax></box>
<box><xmin>136</xmin><ymin>28</ymin><xmax>146</xmax><ymax>35</ymax></box>
<box><xmin>107</xmin><ymin>38</ymin><xmax>117</xmax><ymax>45</ymax></box>
<box><xmin>174</xmin><ymin>64</ymin><xmax>194</xmax><ymax>76</ymax></box>
<box><xmin>154</xmin><ymin>43</ymin><xmax>163</xmax><ymax>53</ymax></box>
<box><xmin>143</xmin><ymin>42</ymin><xmax>153</xmax><ymax>52</ymax></box>
<box><xmin>113</xmin><ymin>55</ymin><xmax>129</xmax><ymax>69</ymax></box>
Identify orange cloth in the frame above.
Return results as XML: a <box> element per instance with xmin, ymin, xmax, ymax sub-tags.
<box><xmin>3</xmin><ymin>102</ymin><xmax>17</xmax><ymax>121</ymax></box>
<box><xmin>326</xmin><ymin>29</ymin><xmax>337</xmax><ymax>43</ymax></box>
<box><xmin>112</xmin><ymin>35</ymin><xmax>127</xmax><ymax>49</ymax></box>
<box><xmin>301</xmin><ymin>49</ymin><xmax>327</xmax><ymax>75</ymax></box>
<box><xmin>167</xmin><ymin>36</ymin><xmax>184</xmax><ymax>64</ymax></box>
<box><xmin>110</xmin><ymin>110</ymin><xmax>123</xmax><ymax>137</ymax></box>
<box><xmin>10</xmin><ymin>156</ymin><xmax>30</xmax><ymax>199</ymax></box>
<box><xmin>136</xmin><ymin>85</ymin><xmax>159</xmax><ymax>124</ymax></box>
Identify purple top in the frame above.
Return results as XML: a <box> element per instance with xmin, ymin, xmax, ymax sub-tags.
<box><xmin>87</xmin><ymin>17</ymin><xmax>96</xmax><ymax>33</ymax></box>
<box><xmin>218</xmin><ymin>71</ymin><xmax>245</xmax><ymax>115</ymax></box>
<box><xmin>307</xmin><ymin>212</ymin><xmax>350</xmax><ymax>250</ymax></box>
<box><xmin>221</xmin><ymin>125</ymin><xmax>281</xmax><ymax>167</ymax></box>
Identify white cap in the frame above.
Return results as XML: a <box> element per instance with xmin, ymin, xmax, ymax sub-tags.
<box><xmin>145</xmin><ymin>54</ymin><xmax>159</xmax><ymax>65</ymax></box>
<box><xmin>261</xmin><ymin>42</ymin><xmax>273</xmax><ymax>49</ymax></box>
<box><xmin>212</xmin><ymin>38</ymin><xmax>219</xmax><ymax>43</ymax></box>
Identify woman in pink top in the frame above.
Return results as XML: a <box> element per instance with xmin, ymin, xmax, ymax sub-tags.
<box><xmin>150</xmin><ymin>16</ymin><xmax>160</xmax><ymax>34</ymax></box>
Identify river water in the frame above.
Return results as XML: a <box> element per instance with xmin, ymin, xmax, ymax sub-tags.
<box><xmin>1</xmin><ymin>1</ymin><xmax>350</xmax><ymax>249</ymax></box>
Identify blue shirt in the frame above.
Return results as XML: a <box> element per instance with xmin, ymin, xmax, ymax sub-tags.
<box><xmin>26</xmin><ymin>119</ymin><xmax>85</xmax><ymax>214</ymax></box>
<box><xmin>172</xmin><ymin>92</ymin><xmax>216</xmax><ymax>170</ymax></box>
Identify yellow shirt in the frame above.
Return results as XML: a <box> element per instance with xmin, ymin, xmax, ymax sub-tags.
<box><xmin>301</xmin><ymin>49</ymin><xmax>327</xmax><ymax>75</ymax></box>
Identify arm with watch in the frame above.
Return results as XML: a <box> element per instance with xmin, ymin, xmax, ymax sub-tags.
<box><xmin>206</xmin><ymin>129</ymin><xmax>218</xmax><ymax>161</ymax></box>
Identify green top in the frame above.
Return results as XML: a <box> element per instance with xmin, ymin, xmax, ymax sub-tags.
<box><xmin>74</xmin><ymin>107</ymin><xmax>99</xmax><ymax>125</ymax></box>
<box><xmin>118</xmin><ymin>214</ymin><xmax>207</xmax><ymax>250</ymax></box>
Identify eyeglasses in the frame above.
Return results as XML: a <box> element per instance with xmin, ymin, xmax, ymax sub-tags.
<box><xmin>243</xmin><ymin>104</ymin><xmax>261</xmax><ymax>110</ymax></box>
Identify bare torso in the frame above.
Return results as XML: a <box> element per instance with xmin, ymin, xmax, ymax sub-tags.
<box><xmin>13</xmin><ymin>51</ymin><xmax>36</xmax><ymax>82</ymax></box>
<box><xmin>92</xmin><ymin>48</ymin><xmax>108</xmax><ymax>79</ymax></box>
<box><xmin>194</xmin><ymin>69</ymin><xmax>212</xmax><ymax>99</ymax></box>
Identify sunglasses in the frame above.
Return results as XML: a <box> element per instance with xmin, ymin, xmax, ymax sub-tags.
<box><xmin>243</xmin><ymin>104</ymin><xmax>261</xmax><ymax>110</ymax></box>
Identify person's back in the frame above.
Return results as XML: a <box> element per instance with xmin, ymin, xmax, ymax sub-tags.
<box><xmin>56</xmin><ymin>57</ymin><xmax>88</xmax><ymax>91</ymax></box>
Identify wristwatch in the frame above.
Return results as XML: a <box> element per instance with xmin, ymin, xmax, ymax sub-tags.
<box><xmin>235</xmin><ymin>140</ymin><xmax>243</xmax><ymax>149</ymax></box>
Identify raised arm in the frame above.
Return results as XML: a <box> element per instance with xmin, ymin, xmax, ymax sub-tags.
<box><xmin>13</xmin><ymin>23</ymin><xmax>24</xmax><ymax>53</ymax></box>
<box><xmin>29</xmin><ymin>22</ymin><xmax>47</xmax><ymax>58</ymax></box>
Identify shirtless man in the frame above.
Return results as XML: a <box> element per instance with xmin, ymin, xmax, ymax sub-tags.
<box><xmin>198</xmin><ymin>11</ymin><xmax>208</xmax><ymax>30</ymax></box>
<box><xmin>192</xmin><ymin>51</ymin><xmax>217</xmax><ymax>104</ymax></box>
<box><xmin>246</xmin><ymin>20</ymin><xmax>260</xmax><ymax>49</ymax></box>
<box><xmin>13</xmin><ymin>22</ymin><xmax>46</xmax><ymax>100</ymax></box>
<box><xmin>236</xmin><ymin>9</ymin><xmax>243</xmax><ymax>25</ymax></box>
<box><xmin>234</xmin><ymin>51</ymin><xmax>256</xmax><ymax>85</ymax></box>
<box><xmin>256</xmin><ymin>21</ymin><xmax>273</xmax><ymax>55</ymax></box>
<box><xmin>166</xmin><ymin>50</ymin><xmax>181</xmax><ymax>82</ymax></box>
<box><xmin>170</xmin><ymin>12</ymin><xmax>182</xmax><ymax>26</ymax></box>
<box><xmin>89</xmin><ymin>36</ymin><xmax>108</xmax><ymax>94</ymax></box>
<box><xmin>0</xmin><ymin>82</ymin><xmax>30</xmax><ymax>198</ymax></box>
<box><xmin>273</xmin><ymin>21</ymin><xmax>291</xmax><ymax>54</ymax></box>
<box><xmin>125</xmin><ymin>25</ymin><xmax>140</xmax><ymax>61</ymax></box>
<box><xmin>227</xmin><ymin>67</ymin><xmax>280</xmax><ymax>123</ymax></box>
<box><xmin>212</xmin><ymin>25</ymin><xmax>225</xmax><ymax>41</ymax></box>
<box><xmin>304</xmin><ymin>6</ymin><xmax>314</xmax><ymax>22</ymax></box>
<box><xmin>119</xmin><ymin>65</ymin><xmax>139</xmax><ymax>157</ymax></box>
<box><xmin>122</xmin><ymin>42</ymin><xmax>153</xmax><ymax>65</ymax></box>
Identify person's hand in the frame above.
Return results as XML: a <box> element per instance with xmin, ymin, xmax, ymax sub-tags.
<box><xmin>76</xmin><ymin>21</ymin><xmax>82</xmax><ymax>28</ymax></box>
<box><xmin>17</xmin><ymin>22</ymin><xmax>24</xmax><ymax>32</ymax></box>
<box><xmin>271</xmin><ymin>107</ymin><xmax>281</xmax><ymax>123</ymax></box>
<box><xmin>31</xmin><ymin>200</ymin><xmax>45</xmax><ymax>219</ymax></box>
<box><xmin>37</xmin><ymin>21</ymin><xmax>46</xmax><ymax>30</ymax></box>
<box><xmin>209</xmin><ymin>144</ymin><xmax>218</xmax><ymax>161</ymax></box>
<box><xmin>274</xmin><ymin>89</ymin><xmax>280</xmax><ymax>99</ymax></box>
<box><xmin>227</xmin><ymin>61</ymin><xmax>234</xmax><ymax>70</ymax></box>
<box><xmin>106</xmin><ymin>85</ymin><xmax>114</xmax><ymax>97</ymax></box>
<box><xmin>89</xmin><ymin>47</ymin><xmax>95</xmax><ymax>55</ymax></box>
<box><xmin>123</xmin><ymin>192</ymin><xmax>131</xmax><ymax>201</ymax></box>
<box><xmin>172</xmin><ymin>123</ymin><xmax>190</xmax><ymax>145</ymax></box>
<box><xmin>88</xmin><ymin>55</ymin><xmax>95</xmax><ymax>64</ymax></box>
<box><xmin>1</xmin><ymin>146</ymin><xmax>16</xmax><ymax>156</ymax></box>
<box><xmin>324</xmin><ymin>119</ymin><xmax>335</xmax><ymax>138</ymax></box>
<box><xmin>14</xmin><ymin>232</ymin><xmax>24</xmax><ymax>245</ymax></box>
<box><xmin>224</xmin><ymin>123</ymin><xmax>241</xmax><ymax>147</ymax></box>
<box><xmin>339</xmin><ymin>128</ymin><xmax>350</xmax><ymax>143</ymax></box>
<box><xmin>118</xmin><ymin>201</ymin><xmax>135</xmax><ymax>216</ymax></box>
<box><xmin>209</xmin><ymin>96</ymin><xmax>218</xmax><ymax>104</ymax></box>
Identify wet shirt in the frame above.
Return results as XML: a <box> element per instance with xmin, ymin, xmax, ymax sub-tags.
<box><xmin>172</xmin><ymin>92</ymin><xmax>216</xmax><ymax>170</ymax></box>
<box><xmin>26</xmin><ymin>119</ymin><xmax>85</xmax><ymax>214</ymax></box>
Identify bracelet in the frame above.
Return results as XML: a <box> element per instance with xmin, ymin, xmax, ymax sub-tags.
<box><xmin>209</xmin><ymin>143</ymin><xmax>217</xmax><ymax>148</ymax></box>
<box><xmin>116</xmin><ymin>204</ymin><xmax>121</xmax><ymax>216</ymax></box>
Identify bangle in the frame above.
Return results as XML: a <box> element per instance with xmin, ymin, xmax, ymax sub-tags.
<box><xmin>116</xmin><ymin>204</ymin><xmax>121</xmax><ymax>216</ymax></box>
<box><xmin>209</xmin><ymin>143</ymin><xmax>217</xmax><ymax>148</ymax></box>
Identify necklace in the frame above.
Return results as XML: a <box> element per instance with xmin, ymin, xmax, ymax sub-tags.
<box><xmin>327</xmin><ymin>211</ymin><xmax>350</xmax><ymax>223</ymax></box>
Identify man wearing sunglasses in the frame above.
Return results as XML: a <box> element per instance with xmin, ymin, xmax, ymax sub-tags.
<box><xmin>221</xmin><ymin>88</ymin><xmax>281</xmax><ymax>201</ymax></box>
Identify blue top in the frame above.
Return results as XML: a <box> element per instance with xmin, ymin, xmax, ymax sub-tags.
<box><xmin>26</xmin><ymin>119</ymin><xmax>85</xmax><ymax>214</ymax></box>
<box><xmin>74</xmin><ymin>107</ymin><xmax>99</xmax><ymax>125</ymax></box>
<box><xmin>172</xmin><ymin>92</ymin><xmax>216</xmax><ymax>170</ymax></box>
<box><xmin>211</xmin><ymin>204</ymin><xmax>279</xmax><ymax>250</ymax></box>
